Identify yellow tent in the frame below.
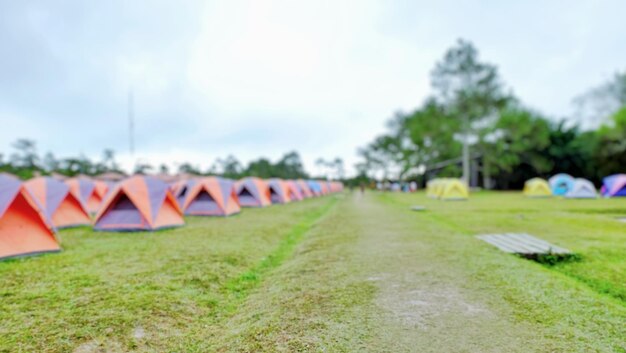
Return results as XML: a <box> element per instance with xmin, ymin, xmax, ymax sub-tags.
<box><xmin>523</xmin><ymin>178</ymin><xmax>552</xmax><ymax>198</ymax></box>
<box><xmin>426</xmin><ymin>179</ymin><xmax>443</xmax><ymax>198</ymax></box>
<box><xmin>440</xmin><ymin>179</ymin><xmax>469</xmax><ymax>201</ymax></box>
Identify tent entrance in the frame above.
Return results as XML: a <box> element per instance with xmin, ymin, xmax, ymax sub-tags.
<box><xmin>187</xmin><ymin>190</ymin><xmax>221</xmax><ymax>215</ymax></box>
<box><xmin>96</xmin><ymin>193</ymin><xmax>146</xmax><ymax>229</ymax></box>
<box><xmin>238</xmin><ymin>186</ymin><xmax>258</xmax><ymax>206</ymax></box>
<box><xmin>176</xmin><ymin>185</ymin><xmax>189</xmax><ymax>205</ymax></box>
<box><xmin>269</xmin><ymin>186</ymin><xmax>281</xmax><ymax>203</ymax></box>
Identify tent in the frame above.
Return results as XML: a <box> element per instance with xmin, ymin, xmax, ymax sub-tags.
<box><xmin>286</xmin><ymin>180</ymin><xmax>304</xmax><ymax>201</ymax></box>
<box><xmin>523</xmin><ymin>178</ymin><xmax>552</xmax><ymax>198</ymax></box>
<box><xmin>94</xmin><ymin>175</ymin><xmax>185</xmax><ymax>231</ymax></box>
<box><xmin>319</xmin><ymin>181</ymin><xmax>329</xmax><ymax>195</ymax></box>
<box><xmin>66</xmin><ymin>177</ymin><xmax>109</xmax><ymax>214</ymax></box>
<box><xmin>440</xmin><ymin>179</ymin><xmax>469</xmax><ymax>201</ymax></box>
<box><xmin>236</xmin><ymin>177</ymin><xmax>271</xmax><ymax>207</ymax></box>
<box><xmin>426</xmin><ymin>179</ymin><xmax>439</xmax><ymax>198</ymax></box>
<box><xmin>267</xmin><ymin>178</ymin><xmax>294</xmax><ymax>204</ymax></box>
<box><xmin>169</xmin><ymin>179</ymin><xmax>187</xmax><ymax>196</ymax></box>
<box><xmin>296</xmin><ymin>179</ymin><xmax>313</xmax><ymax>198</ymax></box>
<box><xmin>176</xmin><ymin>177</ymin><xmax>240</xmax><ymax>216</ymax></box>
<box><xmin>548</xmin><ymin>173</ymin><xmax>575</xmax><ymax>196</ymax></box>
<box><xmin>601</xmin><ymin>174</ymin><xmax>626</xmax><ymax>197</ymax></box>
<box><xmin>0</xmin><ymin>175</ymin><xmax>60</xmax><ymax>260</ymax></box>
<box><xmin>0</xmin><ymin>172</ymin><xmax>18</xmax><ymax>180</ymax></box>
<box><xmin>307</xmin><ymin>180</ymin><xmax>322</xmax><ymax>196</ymax></box>
<box><xmin>426</xmin><ymin>178</ymin><xmax>452</xmax><ymax>199</ymax></box>
<box><xmin>25</xmin><ymin>177</ymin><xmax>91</xmax><ymax>228</ymax></box>
<box><xmin>565</xmin><ymin>178</ymin><xmax>598</xmax><ymax>199</ymax></box>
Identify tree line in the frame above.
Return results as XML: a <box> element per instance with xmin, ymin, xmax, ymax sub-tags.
<box><xmin>0</xmin><ymin>140</ymin><xmax>345</xmax><ymax>181</ymax></box>
<box><xmin>356</xmin><ymin>39</ymin><xmax>626</xmax><ymax>189</ymax></box>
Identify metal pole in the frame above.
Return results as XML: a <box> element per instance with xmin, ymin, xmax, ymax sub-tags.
<box><xmin>129</xmin><ymin>89</ymin><xmax>134</xmax><ymax>157</ymax></box>
<box><xmin>462</xmin><ymin>113</ymin><xmax>470</xmax><ymax>185</ymax></box>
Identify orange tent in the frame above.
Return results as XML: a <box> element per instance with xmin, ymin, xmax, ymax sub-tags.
<box><xmin>296</xmin><ymin>179</ymin><xmax>313</xmax><ymax>198</ymax></box>
<box><xmin>95</xmin><ymin>175</ymin><xmax>184</xmax><ymax>231</ymax></box>
<box><xmin>66</xmin><ymin>177</ymin><xmax>109</xmax><ymax>214</ymax></box>
<box><xmin>24</xmin><ymin>177</ymin><xmax>91</xmax><ymax>228</ymax></box>
<box><xmin>286</xmin><ymin>180</ymin><xmax>304</xmax><ymax>201</ymax></box>
<box><xmin>0</xmin><ymin>175</ymin><xmax>60</xmax><ymax>260</ymax></box>
<box><xmin>236</xmin><ymin>177</ymin><xmax>271</xmax><ymax>207</ymax></box>
<box><xmin>267</xmin><ymin>179</ymin><xmax>303</xmax><ymax>203</ymax></box>
<box><xmin>177</xmin><ymin>177</ymin><xmax>241</xmax><ymax>216</ymax></box>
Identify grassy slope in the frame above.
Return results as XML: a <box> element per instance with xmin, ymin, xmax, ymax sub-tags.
<box><xmin>0</xmin><ymin>197</ymin><xmax>336</xmax><ymax>352</ymax></box>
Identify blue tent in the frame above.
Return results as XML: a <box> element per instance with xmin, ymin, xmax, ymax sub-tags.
<box><xmin>548</xmin><ymin>173</ymin><xmax>575</xmax><ymax>196</ymax></box>
<box><xmin>306</xmin><ymin>180</ymin><xmax>322</xmax><ymax>196</ymax></box>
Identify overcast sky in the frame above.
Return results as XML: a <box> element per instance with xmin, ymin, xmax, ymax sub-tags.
<box><xmin>1</xmin><ymin>0</ymin><xmax>624</xmax><ymax>176</ymax></box>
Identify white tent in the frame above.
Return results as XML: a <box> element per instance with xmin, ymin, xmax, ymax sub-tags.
<box><xmin>565</xmin><ymin>178</ymin><xmax>598</xmax><ymax>199</ymax></box>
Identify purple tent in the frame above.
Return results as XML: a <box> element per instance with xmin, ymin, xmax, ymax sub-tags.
<box><xmin>601</xmin><ymin>174</ymin><xmax>626</xmax><ymax>197</ymax></box>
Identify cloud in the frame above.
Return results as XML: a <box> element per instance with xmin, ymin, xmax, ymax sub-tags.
<box><xmin>1</xmin><ymin>0</ymin><xmax>625</xmax><ymax>176</ymax></box>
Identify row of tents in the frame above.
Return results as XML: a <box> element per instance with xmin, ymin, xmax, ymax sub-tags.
<box><xmin>523</xmin><ymin>173</ymin><xmax>626</xmax><ymax>198</ymax></box>
<box><xmin>426</xmin><ymin>178</ymin><xmax>469</xmax><ymax>200</ymax></box>
<box><xmin>0</xmin><ymin>173</ymin><xmax>343</xmax><ymax>260</ymax></box>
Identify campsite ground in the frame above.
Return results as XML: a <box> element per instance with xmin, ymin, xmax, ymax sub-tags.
<box><xmin>1</xmin><ymin>192</ymin><xmax>625</xmax><ymax>352</ymax></box>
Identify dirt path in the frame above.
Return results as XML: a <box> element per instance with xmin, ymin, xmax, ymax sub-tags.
<box><xmin>349</xmin><ymin>193</ymin><xmax>546</xmax><ymax>352</ymax></box>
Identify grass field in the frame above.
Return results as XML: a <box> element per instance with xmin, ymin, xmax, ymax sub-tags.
<box><xmin>1</xmin><ymin>192</ymin><xmax>625</xmax><ymax>352</ymax></box>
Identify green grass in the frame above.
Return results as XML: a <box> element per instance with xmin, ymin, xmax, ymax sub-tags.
<box><xmin>0</xmin><ymin>197</ymin><xmax>336</xmax><ymax>352</ymax></box>
<box><xmin>1</xmin><ymin>192</ymin><xmax>625</xmax><ymax>352</ymax></box>
<box><xmin>384</xmin><ymin>191</ymin><xmax>626</xmax><ymax>303</ymax></box>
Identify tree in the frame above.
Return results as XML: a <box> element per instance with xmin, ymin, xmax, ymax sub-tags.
<box><xmin>487</xmin><ymin>108</ymin><xmax>552</xmax><ymax>188</ymax></box>
<box><xmin>134</xmin><ymin>161</ymin><xmax>154</xmax><ymax>175</ymax></box>
<box><xmin>590</xmin><ymin>107</ymin><xmax>626</xmax><ymax>180</ymax></box>
<box><xmin>101</xmin><ymin>149</ymin><xmax>120</xmax><ymax>172</ymax></box>
<box><xmin>58</xmin><ymin>156</ymin><xmax>94</xmax><ymax>176</ymax></box>
<box><xmin>177</xmin><ymin>162</ymin><xmax>200</xmax><ymax>175</ymax></box>
<box><xmin>245</xmin><ymin>158</ymin><xmax>274</xmax><ymax>178</ymax></box>
<box><xmin>332</xmin><ymin>157</ymin><xmax>345</xmax><ymax>180</ymax></box>
<box><xmin>212</xmin><ymin>155</ymin><xmax>244</xmax><ymax>179</ymax></box>
<box><xmin>42</xmin><ymin>152</ymin><xmax>59</xmax><ymax>172</ymax></box>
<box><xmin>430</xmin><ymin>39</ymin><xmax>511</xmax><ymax>186</ymax></box>
<box><xmin>274</xmin><ymin>151</ymin><xmax>308</xmax><ymax>179</ymax></box>
<box><xmin>403</xmin><ymin>99</ymin><xmax>462</xmax><ymax>173</ymax></box>
<box><xmin>10</xmin><ymin>139</ymin><xmax>39</xmax><ymax>169</ymax></box>
<box><xmin>159</xmin><ymin>164</ymin><xmax>170</xmax><ymax>174</ymax></box>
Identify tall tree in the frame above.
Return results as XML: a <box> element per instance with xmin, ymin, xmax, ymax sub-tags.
<box><xmin>430</xmin><ymin>39</ymin><xmax>511</xmax><ymax>186</ymax></box>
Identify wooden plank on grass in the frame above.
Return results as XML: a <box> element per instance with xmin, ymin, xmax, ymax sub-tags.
<box><xmin>476</xmin><ymin>233</ymin><xmax>571</xmax><ymax>255</ymax></box>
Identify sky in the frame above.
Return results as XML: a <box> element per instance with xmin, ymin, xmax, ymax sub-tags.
<box><xmin>1</xmin><ymin>0</ymin><xmax>625</xmax><ymax>176</ymax></box>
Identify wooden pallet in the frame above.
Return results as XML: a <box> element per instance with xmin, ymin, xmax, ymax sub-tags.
<box><xmin>477</xmin><ymin>233</ymin><xmax>570</xmax><ymax>255</ymax></box>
